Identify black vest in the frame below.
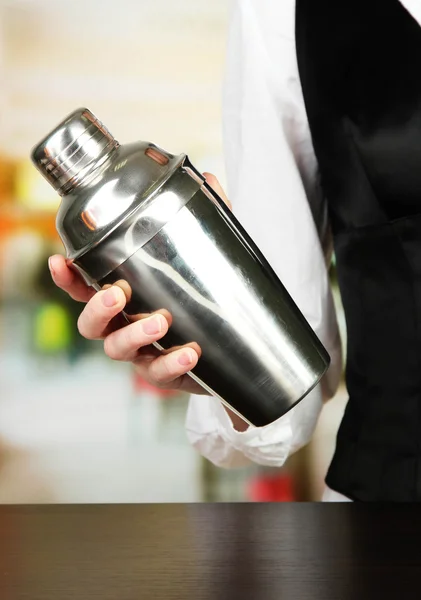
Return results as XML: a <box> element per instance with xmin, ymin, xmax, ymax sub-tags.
<box><xmin>296</xmin><ymin>0</ymin><xmax>421</xmax><ymax>500</ymax></box>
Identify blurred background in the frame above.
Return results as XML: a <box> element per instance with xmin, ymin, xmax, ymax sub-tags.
<box><xmin>0</xmin><ymin>0</ymin><xmax>348</xmax><ymax>502</ymax></box>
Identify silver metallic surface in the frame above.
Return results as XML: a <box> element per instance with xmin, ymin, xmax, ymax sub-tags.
<box><xmin>31</xmin><ymin>108</ymin><xmax>185</xmax><ymax>260</ymax></box>
<box><xmin>31</xmin><ymin>108</ymin><xmax>330</xmax><ymax>427</ymax></box>
<box><xmin>31</xmin><ymin>108</ymin><xmax>119</xmax><ymax>196</ymax></box>
<box><xmin>72</xmin><ymin>166</ymin><xmax>201</xmax><ymax>283</ymax></box>
<box><xmin>98</xmin><ymin>186</ymin><xmax>329</xmax><ymax>426</ymax></box>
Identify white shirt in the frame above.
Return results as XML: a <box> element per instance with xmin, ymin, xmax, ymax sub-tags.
<box><xmin>184</xmin><ymin>0</ymin><xmax>421</xmax><ymax>502</ymax></box>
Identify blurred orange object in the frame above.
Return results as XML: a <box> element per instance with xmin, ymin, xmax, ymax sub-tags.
<box><xmin>0</xmin><ymin>155</ymin><xmax>59</xmax><ymax>246</ymax></box>
<box><xmin>0</xmin><ymin>205</ymin><xmax>57</xmax><ymax>241</ymax></box>
<box><xmin>0</xmin><ymin>155</ymin><xmax>16</xmax><ymax>202</ymax></box>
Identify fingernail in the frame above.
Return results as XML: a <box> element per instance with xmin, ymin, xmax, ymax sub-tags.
<box><xmin>48</xmin><ymin>257</ymin><xmax>55</xmax><ymax>278</ymax></box>
<box><xmin>102</xmin><ymin>287</ymin><xmax>118</xmax><ymax>307</ymax></box>
<box><xmin>143</xmin><ymin>315</ymin><xmax>163</xmax><ymax>336</ymax></box>
<box><xmin>178</xmin><ymin>350</ymin><xmax>194</xmax><ymax>366</ymax></box>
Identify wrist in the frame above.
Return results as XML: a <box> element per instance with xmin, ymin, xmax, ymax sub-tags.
<box><xmin>224</xmin><ymin>406</ymin><xmax>249</xmax><ymax>432</ymax></box>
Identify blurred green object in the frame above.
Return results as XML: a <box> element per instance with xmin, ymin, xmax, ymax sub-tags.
<box><xmin>31</xmin><ymin>245</ymin><xmax>98</xmax><ymax>362</ymax></box>
<box><xmin>33</xmin><ymin>302</ymin><xmax>72</xmax><ymax>353</ymax></box>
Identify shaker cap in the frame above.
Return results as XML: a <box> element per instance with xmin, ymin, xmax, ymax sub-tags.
<box><xmin>30</xmin><ymin>107</ymin><xmax>188</xmax><ymax>264</ymax></box>
<box><xmin>31</xmin><ymin>108</ymin><xmax>119</xmax><ymax>195</ymax></box>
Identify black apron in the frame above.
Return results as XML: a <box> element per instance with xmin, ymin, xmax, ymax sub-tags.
<box><xmin>296</xmin><ymin>0</ymin><xmax>421</xmax><ymax>500</ymax></box>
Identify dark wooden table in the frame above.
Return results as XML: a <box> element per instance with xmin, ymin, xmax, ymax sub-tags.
<box><xmin>0</xmin><ymin>503</ymin><xmax>420</xmax><ymax>599</ymax></box>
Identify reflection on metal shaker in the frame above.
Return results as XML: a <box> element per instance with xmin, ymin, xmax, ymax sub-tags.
<box><xmin>31</xmin><ymin>108</ymin><xmax>330</xmax><ymax>427</ymax></box>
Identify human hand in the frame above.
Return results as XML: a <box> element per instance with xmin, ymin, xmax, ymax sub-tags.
<box><xmin>49</xmin><ymin>173</ymin><xmax>233</xmax><ymax>397</ymax></box>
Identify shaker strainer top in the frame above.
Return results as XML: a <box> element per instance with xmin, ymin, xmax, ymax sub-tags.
<box><xmin>31</xmin><ymin>108</ymin><xmax>119</xmax><ymax>196</ymax></box>
<box><xmin>31</xmin><ymin>108</ymin><xmax>187</xmax><ymax>260</ymax></box>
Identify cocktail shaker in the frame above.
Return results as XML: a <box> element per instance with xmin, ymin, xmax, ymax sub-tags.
<box><xmin>31</xmin><ymin>108</ymin><xmax>330</xmax><ymax>427</ymax></box>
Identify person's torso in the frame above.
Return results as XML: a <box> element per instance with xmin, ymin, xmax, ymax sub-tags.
<box><xmin>296</xmin><ymin>0</ymin><xmax>421</xmax><ymax>500</ymax></box>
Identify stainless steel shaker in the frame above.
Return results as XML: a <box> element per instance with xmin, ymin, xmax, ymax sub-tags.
<box><xmin>31</xmin><ymin>108</ymin><xmax>330</xmax><ymax>427</ymax></box>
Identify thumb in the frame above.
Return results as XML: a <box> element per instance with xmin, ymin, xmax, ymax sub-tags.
<box><xmin>202</xmin><ymin>172</ymin><xmax>233</xmax><ymax>210</ymax></box>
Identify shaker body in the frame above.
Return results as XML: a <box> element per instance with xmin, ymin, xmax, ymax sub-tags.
<box><xmin>97</xmin><ymin>183</ymin><xmax>330</xmax><ymax>427</ymax></box>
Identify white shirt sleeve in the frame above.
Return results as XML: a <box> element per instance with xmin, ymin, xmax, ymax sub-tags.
<box><xmin>185</xmin><ymin>0</ymin><xmax>343</xmax><ymax>469</ymax></box>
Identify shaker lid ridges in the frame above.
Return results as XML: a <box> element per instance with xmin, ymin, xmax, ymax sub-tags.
<box><xmin>31</xmin><ymin>108</ymin><xmax>119</xmax><ymax>195</ymax></box>
<box><xmin>30</xmin><ymin>106</ymin><xmax>190</xmax><ymax>265</ymax></box>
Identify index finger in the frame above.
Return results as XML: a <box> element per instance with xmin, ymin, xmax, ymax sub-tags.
<box><xmin>48</xmin><ymin>254</ymin><xmax>95</xmax><ymax>303</ymax></box>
